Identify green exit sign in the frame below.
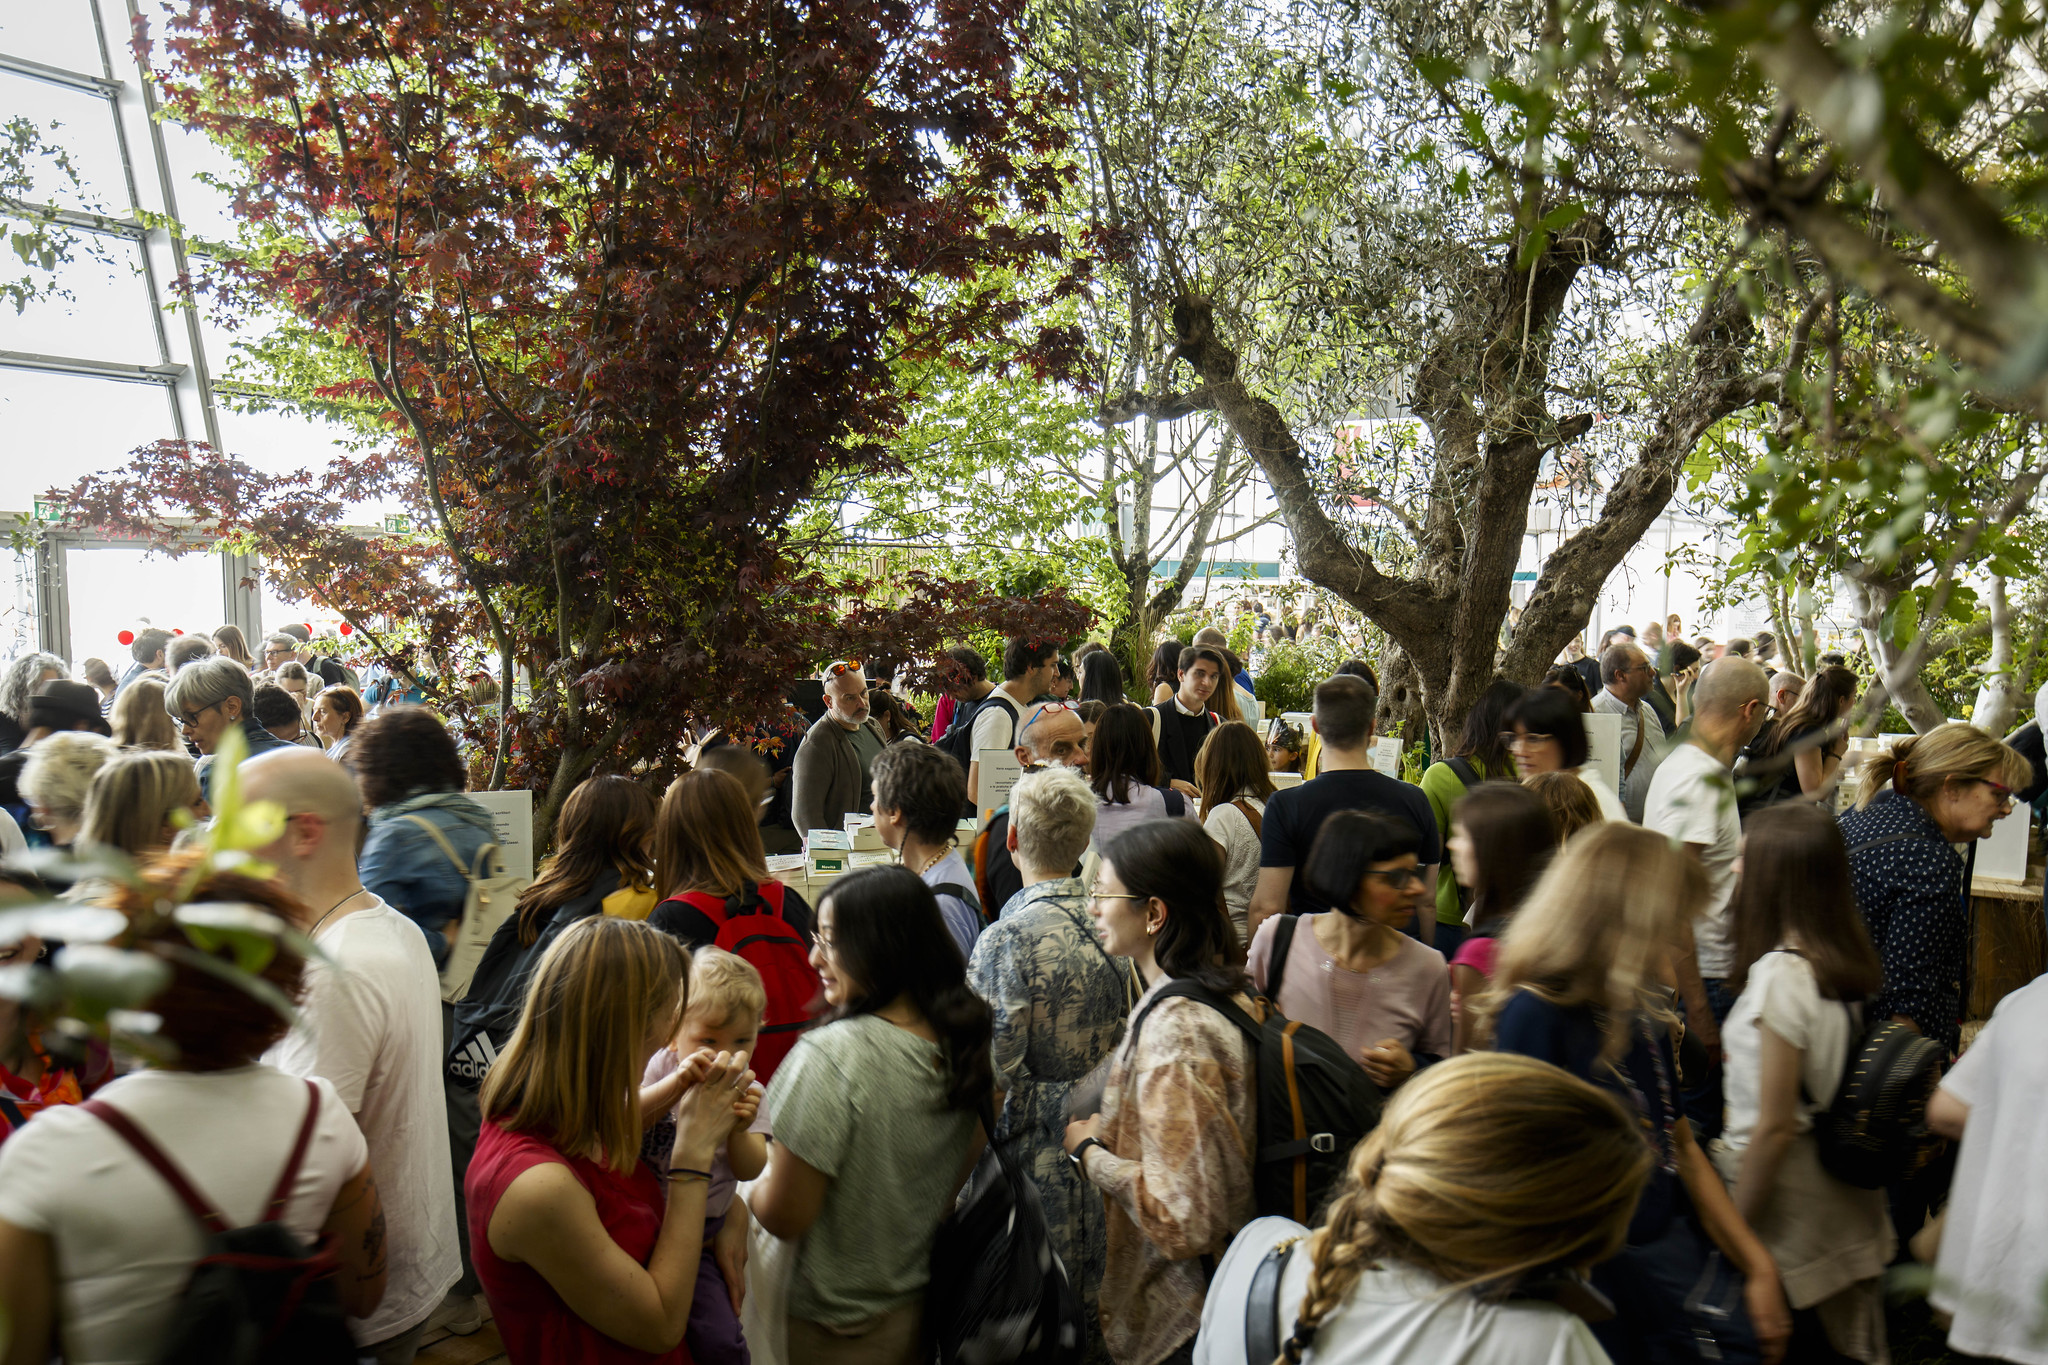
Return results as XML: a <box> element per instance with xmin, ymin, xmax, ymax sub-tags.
<box><xmin>31</xmin><ymin>498</ymin><xmax>65</xmax><ymax>523</ymax></box>
<box><xmin>383</xmin><ymin>514</ymin><xmax>413</xmax><ymax>533</ymax></box>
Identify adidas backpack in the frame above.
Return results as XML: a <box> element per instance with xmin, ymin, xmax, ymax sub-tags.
<box><xmin>664</xmin><ymin>881</ymin><xmax>822</xmax><ymax>1082</ymax></box>
<box><xmin>1812</xmin><ymin>1010</ymin><xmax>1947</xmax><ymax>1189</ymax></box>
<box><xmin>83</xmin><ymin>1080</ymin><xmax>357</xmax><ymax>1365</ymax></box>
<box><xmin>1130</xmin><ymin>954</ymin><xmax>1382</xmax><ymax>1224</ymax></box>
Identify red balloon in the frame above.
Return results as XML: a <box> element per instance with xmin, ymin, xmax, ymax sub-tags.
<box><xmin>302</xmin><ymin>623</ymin><xmax>312</xmax><ymax>634</ymax></box>
<box><xmin>339</xmin><ymin>622</ymin><xmax>354</xmax><ymax>636</ymax></box>
<box><xmin>172</xmin><ymin>629</ymin><xmax>184</xmax><ymax>636</ymax></box>
<box><xmin>117</xmin><ymin>630</ymin><xmax>135</xmax><ymax>646</ymax></box>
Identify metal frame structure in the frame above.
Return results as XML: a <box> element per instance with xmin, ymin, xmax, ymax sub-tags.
<box><xmin>1</xmin><ymin>0</ymin><xmax>223</xmax><ymax>449</ymax></box>
<box><xmin>29</xmin><ymin>524</ymin><xmax>263</xmax><ymax>663</ymax></box>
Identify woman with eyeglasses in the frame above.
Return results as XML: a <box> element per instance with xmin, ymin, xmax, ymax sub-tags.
<box><xmin>1503</xmin><ymin>685</ymin><xmax>1628</xmax><ymax>823</ymax></box>
<box><xmin>1839</xmin><ymin>723</ymin><xmax>2027</xmax><ymax>1056</ymax></box>
<box><xmin>1064</xmin><ymin>819</ymin><xmax>1254</xmax><ymax>1365</ymax></box>
<box><xmin>1246</xmin><ymin>810</ymin><xmax>1450</xmax><ymax>1092</ymax></box>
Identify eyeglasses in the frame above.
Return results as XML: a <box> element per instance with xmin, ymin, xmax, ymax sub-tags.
<box><xmin>178</xmin><ymin>700</ymin><xmax>224</xmax><ymax>727</ymax></box>
<box><xmin>1020</xmin><ymin>700</ymin><xmax>1080</xmax><ymax>738</ymax></box>
<box><xmin>1362</xmin><ymin>867</ymin><xmax>1424</xmax><ymax>888</ymax></box>
<box><xmin>1976</xmin><ymin>778</ymin><xmax>2016</xmax><ymax>806</ymax></box>
<box><xmin>1501</xmin><ymin>730</ymin><xmax>1554</xmax><ymax>747</ymax></box>
<box><xmin>1089</xmin><ymin>888</ymin><xmax>1148</xmax><ymax>903</ymax></box>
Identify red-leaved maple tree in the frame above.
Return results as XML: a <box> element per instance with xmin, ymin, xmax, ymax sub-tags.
<box><xmin>51</xmin><ymin>0</ymin><xmax>1091</xmax><ymax>840</ymax></box>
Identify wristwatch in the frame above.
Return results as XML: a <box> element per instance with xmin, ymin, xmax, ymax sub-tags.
<box><xmin>1069</xmin><ymin>1136</ymin><xmax>1106</xmax><ymax>1168</ymax></box>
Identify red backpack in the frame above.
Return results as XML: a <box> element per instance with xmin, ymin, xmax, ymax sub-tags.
<box><xmin>669</xmin><ymin>881</ymin><xmax>822</xmax><ymax>1083</ymax></box>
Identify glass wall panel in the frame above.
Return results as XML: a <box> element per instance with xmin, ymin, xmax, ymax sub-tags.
<box><xmin>0</xmin><ymin>7</ymin><xmax>104</xmax><ymax>78</ymax></box>
<box><xmin>0</xmin><ymin>74</ymin><xmax>127</xmax><ymax>214</ymax></box>
<box><xmin>64</xmin><ymin>544</ymin><xmax>222</xmax><ymax>667</ymax></box>
<box><xmin>0</xmin><ymin>237</ymin><xmax>153</xmax><ymax>360</ymax></box>
<box><xmin>0</xmin><ymin>367</ymin><xmax>176</xmax><ymax>507</ymax></box>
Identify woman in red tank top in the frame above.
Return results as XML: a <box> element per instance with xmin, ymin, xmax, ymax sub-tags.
<box><xmin>467</xmin><ymin>916</ymin><xmax>755</xmax><ymax>1364</ymax></box>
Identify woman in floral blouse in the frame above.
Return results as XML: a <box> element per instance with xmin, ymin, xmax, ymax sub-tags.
<box><xmin>1063</xmin><ymin>819</ymin><xmax>1254</xmax><ymax>1365</ymax></box>
<box><xmin>966</xmin><ymin>767</ymin><xmax>1130</xmax><ymax>1357</ymax></box>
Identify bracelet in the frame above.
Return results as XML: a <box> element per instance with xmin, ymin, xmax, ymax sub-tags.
<box><xmin>668</xmin><ymin>1167</ymin><xmax>713</xmax><ymax>1183</ymax></box>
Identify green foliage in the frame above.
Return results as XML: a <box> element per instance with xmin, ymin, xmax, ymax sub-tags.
<box><xmin>1</xmin><ymin>115</ymin><xmax>115</xmax><ymax>314</ymax></box>
<box><xmin>1252</xmin><ymin>638</ymin><xmax>1355</xmax><ymax>715</ymax></box>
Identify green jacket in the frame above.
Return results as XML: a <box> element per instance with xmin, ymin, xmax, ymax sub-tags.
<box><xmin>1419</xmin><ymin>755</ymin><xmax>1503</xmax><ymax>926</ymax></box>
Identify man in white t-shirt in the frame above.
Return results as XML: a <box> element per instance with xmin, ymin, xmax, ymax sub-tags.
<box><xmin>1591</xmin><ymin>642</ymin><xmax>1665</xmax><ymax>822</ymax></box>
<box><xmin>244</xmin><ymin>748</ymin><xmax>460</xmax><ymax>1363</ymax></box>
<box><xmin>966</xmin><ymin>636</ymin><xmax>1058</xmax><ymax>805</ymax></box>
<box><xmin>1643</xmin><ymin>657</ymin><xmax>1769</xmax><ymax>1058</ymax></box>
<box><xmin>1928</xmin><ymin>976</ymin><xmax>2048</xmax><ymax>1364</ymax></box>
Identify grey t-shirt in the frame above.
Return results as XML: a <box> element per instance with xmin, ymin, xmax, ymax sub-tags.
<box><xmin>765</xmin><ymin>1012</ymin><xmax>977</xmax><ymax>1325</ymax></box>
<box><xmin>847</xmin><ymin>722</ymin><xmax>885</xmax><ymax>813</ymax></box>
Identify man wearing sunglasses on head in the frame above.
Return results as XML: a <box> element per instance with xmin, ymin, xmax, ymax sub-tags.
<box><xmin>790</xmin><ymin>660</ymin><xmax>892</xmax><ymax>838</ymax></box>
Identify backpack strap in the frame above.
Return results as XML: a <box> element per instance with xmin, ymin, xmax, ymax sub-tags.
<box><xmin>1231</xmin><ymin>799</ymin><xmax>1263</xmax><ymax>837</ymax></box>
<box><xmin>402</xmin><ymin>814</ymin><xmax>471</xmax><ymax>878</ymax></box>
<box><xmin>1163</xmin><ymin>787</ymin><xmax>1186</xmax><ymax>819</ymax></box>
<box><xmin>0</xmin><ymin>1090</ymin><xmax>26</xmax><ymax>1133</ymax></box>
<box><xmin>1130</xmin><ymin>978</ymin><xmax>1262</xmax><ymax>1051</ymax></box>
<box><xmin>1266</xmin><ymin>913</ymin><xmax>1298</xmax><ymax>1005</ymax></box>
<box><xmin>83</xmin><ymin>1079</ymin><xmax>322</xmax><ymax>1233</ymax></box>
<box><xmin>1445</xmin><ymin>756</ymin><xmax>1480</xmax><ymax>789</ymax></box>
<box><xmin>929</xmin><ymin>882</ymin><xmax>984</xmax><ymax>918</ymax></box>
<box><xmin>1245</xmin><ymin>1236</ymin><xmax>1305</xmax><ymax>1365</ymax></box>
<box><xmin>1847</xmin><ymin>829</ymin><xmax>1933</xmax><ymax>857</ymax></box>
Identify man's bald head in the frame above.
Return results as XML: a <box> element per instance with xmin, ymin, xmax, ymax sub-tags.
<box><xmin>1694</xmin><ymin>656</ymin><xmax>1769</xmax><ymax>718</ymax></box>
<box><xmin>1768</xmin><ymin>671</ymin><xmax>1805</xmax><ymax>713</ymax></box>
<box><xmin>243</xmin><ymin>746</ymin><xmax>364</xmax><ymax>842</ymax></box>
<box><xmin>1015</xmin><ymin>703</ymin><xmax>1088</xmax><ymax>771</ymax></box>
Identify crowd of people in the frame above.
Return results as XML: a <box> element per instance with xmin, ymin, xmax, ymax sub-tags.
<box><xmin>0</xmin><ymin>608</ymin><xmax>2040</xmax><ymax>1365</ymax></box>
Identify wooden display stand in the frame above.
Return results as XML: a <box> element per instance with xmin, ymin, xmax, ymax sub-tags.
<box><xmin>1969</xmin><ymin>849</ymin><xmax>2046</xmax><ymax>1020</ymax></box>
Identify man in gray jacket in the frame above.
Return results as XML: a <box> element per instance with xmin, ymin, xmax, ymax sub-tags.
<box><xmin>791</xmin><ymin>661</ymin><xmax>892</xmax><ymax>837</ymax></box>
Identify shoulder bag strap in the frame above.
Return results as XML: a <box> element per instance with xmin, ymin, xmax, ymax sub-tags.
<box><xmin>1267</xmin><ymin>912</ymin><xmax>1298</xmax><ymax>1004</ymax></box>
<box><xmin>1246</xmin><ymin>1237</ymin><xmax>1304</xmax><ymax>1365</ymax></box>
<box><xmin>81</xmin><ymin>1099</ymin><xmax>232</xmax><ymax>1233</ymax></box>
<box><xmin>1445</xmin><ymin>756</ymin><xmax>1479</xmax><ymax>789</ymax></box>
<box><xmin>1846</xmin><ymin>829</ymin><xmax>1930</xmax><ymax>857</ymax></box>
<box><xmin>929</xmin><ymin>882</ymin><xmax>984</xmax><ymax>916</ymax></box>
<box><xmin>1231</xmin><ymin>798</ymin><xmax>1264</xmax><ymax>837</ymax></box>
<box><xmin>1623</xmin><ymin>706</ymin><xmax>1648</xmax><ymax>778</ymax></box>
<box><xmin>0</xmin><ymin>1091</ymin><xmax>26</xmax><ymax>1133</ymax></box>
<box><xmin>263</xmin><ymin>1079</ymin><xmax>323</xmax><ymax>1222</ymax></box>
<box><xmin>402</xmin><ymin>814</ymin><xmax>471</xmax><ymax>879</ymax></box>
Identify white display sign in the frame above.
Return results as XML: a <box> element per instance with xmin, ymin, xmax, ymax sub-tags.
<box><xmin>1581</xmin><ymin>712</ymin><xmax>1622</xmax><ymax>796</ymax></box>
<box><xmin>1371</xmin><ymin>736</ymin><xmax>1402</xmax><ymax>778</ymax></box>
<box><xmin>977</xmin><ymin>748</ymin><xmax>1024</xmax><ymax>827</ymax></box>
<box><xmin>1270</xmin><ymin>771</ymin><xmax>1305</xmax><ymax>789</ymax></box>
<box><xmin>1976</xmin><ymin>805</ymin><xmax>2032</xmax><ymax>883</ymax></box>
<box><xmin>468</xmin><ymin>789</ymin><xmax>535</xmax><ymax>882</ymax></box>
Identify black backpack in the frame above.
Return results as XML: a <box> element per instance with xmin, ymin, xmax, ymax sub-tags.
<box><xmin>926</xmin><ymin>1106</ymin><xmax>1087</xmax><ymax>1365</ymax></box>
<box><xmin>83</xmin><ymin>1080</ymin><xmax>356</xmax><ymax>1365</ymax></box>
<box><xmin>1132</xmin><ymin>953</ymin><xmax>1382</xmax><ymax>1224</ymax></box>
<box><xmin>1813</xmin><ymin>1014</ymin><xmax>1946</xmax><ymax>1189</ymax></box>
<box><xmin>448</xmin><ymin>892</ymin><xmax>597</xmax><ymax>1090</ymax></box>
<box><xmin>938</xmin><ymin>691</ymin><xmax>1020</xmax><ymax>771</ymax></box>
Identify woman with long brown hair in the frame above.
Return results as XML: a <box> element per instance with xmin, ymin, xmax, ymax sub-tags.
<box><xmin>468</xmin><ymin>915</ymin><xmax>753</xmax><ymax>1364</ymax></box>
<box><xmin>1480</xmin><ymin>822</ymin><xmax>1791</xmax><ymax>1365</ymax></box>
<box><xmin>514</xmin><ymin>775</ymin><xmax>660</xmax><ymax>941</ymax></box>
<box><xmin>1195</xmin><ymin>721</ymin><xmax>1277</xmax><ymax>944</ymax></box>
<box><xmin>1716</xmin><ymin>803</ymin><xmax>1889</xmax><ymax>1362</ymax></box>
<box><xmin>210</xmin><ymin>623</ymin><xmax>256</xmax><ymax>668</ymax></box>
<box><xmin>1442</xmin><ymin>781</ymin><xmax>1556</xmax><ymax>1054</ymax></box>
<box><xmin>1199</xmin><ymin>1053</ymin><xmax>1649</xmax><ymax>1365</ymax></box>
<box><xmin>646</xmin><ymin>768</ymin><xmax>819</xmax><ymax>1082</ymax></box>
<box><xmin>1745</xmin><ymin>664</ymin><xmax>1861</xmax><ymax>807</ymax></box>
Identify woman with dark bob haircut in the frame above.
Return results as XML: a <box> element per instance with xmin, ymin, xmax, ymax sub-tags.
<box><xmin>353</xmin><ymin>706</ymin><xmax>497</xmax><ymax>964</ymax></box>
<box><xmin>1079</xmin><ymin>649</ymin><xmax>1127</xmax><ymax>706</ymax></box>
<box><xmin>1505</xmin><ymin>685</ymin><xmax>1626</xmax><ymax>822</ymax></box>
<box><xmin>751</xmin><ymin>866</ymin><xmax>992</xmax><ymax>1362</ymax></box>
<box><xmin>1065</xmin><ymin>820</ymin><xmax>1255</xmax><ymax>1364</ymax></box>
<box><xmin>1249</xmin><ymin>808</ymin><xmax>1451</xmax><ymax>1088</ymax></box>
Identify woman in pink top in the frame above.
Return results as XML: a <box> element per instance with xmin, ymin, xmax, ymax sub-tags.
<box><xmin>467</xmin><ymin>916</ymin><xmax>754</xmax><ymax>1365</ymax></box>
<box><xmin>1445</xmin><ymin>781</ymin><xmax>1559</xmax><ymax>1053</ymax></box>
<box><xmin>1245</xmin><ymin>810</ymin><xmax>1451</xmax><ymax>1090</ymax></box>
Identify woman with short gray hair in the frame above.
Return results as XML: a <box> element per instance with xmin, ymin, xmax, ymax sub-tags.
<box><xmin>162</xmin><ymin>656</ymin><xmax>294</xmax><ymax>781</ymax></box>
<box><xmin>0</xmin><ymin>653</ymin><xmax>68</xmax><ymax>758</ymax></box>
<box><xmin>965</xmin><ymin>765</ymin><xmax>1127</xmax><ymax>1346</ymax></box>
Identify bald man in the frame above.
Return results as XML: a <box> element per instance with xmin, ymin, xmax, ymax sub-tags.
<box><xmin>1643</xmin><ymin>658</ymin><xmax>1771</xmax><ymax>1060</ymax></box>
<box><xmin>243</xmin><ymin>748</ymin><xmax>461</xmax><ymax>1360</ymax></box>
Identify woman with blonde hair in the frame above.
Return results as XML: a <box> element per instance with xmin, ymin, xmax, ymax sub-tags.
<box><xmin>1197</xmin><ymin>1053</ymin><xmax>1650</xmax><ymax>1365</ymax></box>
<box><xmin>109</xmin><ymin>675</ymin><xmax>178</xmax><ymax>752</ymax></box>
<box><xmin>468</xmin><ymin>914</ymin><xmax>754</xmax><ymax>1365</ymax></box>
<box><xmin>77</xmin><ymin>751</ymin><xmax>206</xmax><ymax>858</ymax></box>
<box><xmin>1839</xmin><ymin>722</ymin><xmax>2028</xmax><ymax>1054</ymax></box>
<box><xmin>1481</xmin><ymin>822</ymin><xmax>1791</xmax><ymax>1365</ymax></box>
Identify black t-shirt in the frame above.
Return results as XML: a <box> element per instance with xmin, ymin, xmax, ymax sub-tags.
<box><xmin>1258</xmin><ymin>767</ymin><xmax>1441</xmax><ymax>915</ymax></box>
<box><xmin>2007</xmin><ymin>720</ymin><xmax>2047</xmax><ymax>804</ymax></box>
<box><xmin>647</xmin><ymin>884</ymin><xmax>814</xmax><ymax>950</ymax></box>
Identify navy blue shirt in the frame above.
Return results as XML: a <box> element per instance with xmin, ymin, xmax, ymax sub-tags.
<box><xmin>1493</xmin><ymin>991</ymin><xmax>1678</xmax><ymax>1246</ymax></box>
<box><xmin>1258</xmin><ymin>768</ymin><xmax>1440</xmax><ymax>916</ymax></box>
<box><xmin>1840</xmin><ymin>790</ymin><xmax>1966</xmax><ymax>1053</ymax></box>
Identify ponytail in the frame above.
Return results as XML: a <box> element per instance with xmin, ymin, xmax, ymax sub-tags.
<box><xmin>1852</xmin><ymin>723</ymin><xmax>2029</xmax><ymax>811</ymax></box>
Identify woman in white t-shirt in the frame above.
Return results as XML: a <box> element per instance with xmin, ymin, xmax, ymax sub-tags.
<box><xmin>1195</xmin><ymin>721</ymin><xmax>1277</xmax><ymax>947</ymax></box>
<box><xmin>1089</xmin><ymin>703</ymin><xmax>1198</xmax><ymax>848</ymax></box>
<box><xmin>1714</xmin><ymin>803</ymin><xmax>1892</xmax><ymax>1363</ymax></box>
<box><xmin>1196</xmin><ymin>1052</ymin><xmax>1647</xmax><ymax>1365</ymax></box>
<box><xmin>0</xmin><ymin>861</ymin><xmax>388</xmax><ymax>1365</ymax></box>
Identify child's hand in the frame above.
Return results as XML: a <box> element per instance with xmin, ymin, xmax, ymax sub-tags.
<box><xmin>731</xmin><ymin>1086</ymin><xmax>761</xmax><ymax>1132</ymax></box>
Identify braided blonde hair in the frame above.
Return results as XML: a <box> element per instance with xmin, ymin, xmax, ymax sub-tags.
<box><xmin>1278</xmin><ymin>1053</ymin><xmax>1651</xmax><ymax>1363</ymax></box>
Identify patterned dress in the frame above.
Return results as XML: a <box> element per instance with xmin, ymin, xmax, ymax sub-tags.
<box><xmin>966</xmin><ymin>878</ymin><xmax>1130</xmax><ymax>1353</ymax></box>
<box><xmin>1083</xmin><ymin>976</ymin><xmax>1255</xmax><ymax>1365</ymax></box>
